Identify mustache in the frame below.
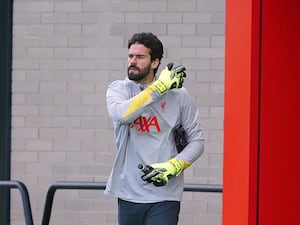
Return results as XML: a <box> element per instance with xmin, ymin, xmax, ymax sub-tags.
<box><xmin>128</xmin><ymin>65</ymin><xmax>139</xmax><ymax>70</ymax></box>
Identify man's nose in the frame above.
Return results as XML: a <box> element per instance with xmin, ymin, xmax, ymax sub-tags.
<box><xmin>129</xmin><ymin>56</ymin><xmax>138</xmax><ymax>64</ymax></box>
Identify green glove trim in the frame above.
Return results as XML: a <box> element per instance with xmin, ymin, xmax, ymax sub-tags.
<box><xmin>168</xmin><ymin>158</ymin><xmax>184</xmax><ymax>176</ymax></box>
<box><xmin>152</xmin><ymin>79</ymin><xmax>169</xmax><ymax>95</ymax></box>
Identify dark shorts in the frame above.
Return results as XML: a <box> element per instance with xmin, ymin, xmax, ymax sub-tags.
<box><xmin>118</xmin><ymin>198</ymin><xmax>180</xmax><ymax>225</ymax></box>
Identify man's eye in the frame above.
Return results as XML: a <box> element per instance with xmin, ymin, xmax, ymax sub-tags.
<box><xmin>128</xmin><ymin>54</ymin><xmax>146</xmax><ymax>59</ymax></box>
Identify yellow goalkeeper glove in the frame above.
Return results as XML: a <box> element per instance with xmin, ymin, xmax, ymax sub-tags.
<box><xmin>146</xmin><ymin>158</ymin><xmax>190</xmax><ymax>186</ymax></box>
<box><xmin>152</xmin><ymin>63</ymin><xmax>186</xmax><ymax>95</ymax></box>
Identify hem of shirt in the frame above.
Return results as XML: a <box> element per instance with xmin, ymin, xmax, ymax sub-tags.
<box><xmin>103</xmin><ymin>189</ymin><xmax>181</xmax><ymax>203</ymax></box>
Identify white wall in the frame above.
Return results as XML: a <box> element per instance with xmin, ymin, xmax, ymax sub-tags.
<box><xmin>11</xmin><ymin>0</ymin><xmax>224</xmax><ymax>224</ymax></box>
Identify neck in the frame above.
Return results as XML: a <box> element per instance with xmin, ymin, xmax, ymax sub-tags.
<box><xmin>138</xmin><ymin>74</ymin><xmax>155</xmax><ymax>85</ymax></box>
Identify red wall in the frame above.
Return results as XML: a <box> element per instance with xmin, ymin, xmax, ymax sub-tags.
<box><xmin>223</xmin><ymin>0</ymin><xmax>260</xmax><ymax>224</ymax></box>
<box><xmin>259</xmin><ymin>0</ymin><xmax>300</xmax><ymax>224</ymax></box>
<box><xmin>223</xmin><ymin>0</ymin><xmax>300</xmax><ymax>225</ymax></box>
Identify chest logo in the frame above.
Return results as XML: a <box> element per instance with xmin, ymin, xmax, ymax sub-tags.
<box><xmin>130</xmin><ymin>116</ymin><xmax>161</xmax><ymax>132</ymax></box>
<box><xmin>160</xmin><ymin>101</ymin><xmax>166</xmax><ymax>112</ymax></box>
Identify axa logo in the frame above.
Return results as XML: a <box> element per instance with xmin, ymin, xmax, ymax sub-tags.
<box><xmin>130</xmin><ymin>116</ymin><xmax>161</xmax><ymax>132</ymax></box>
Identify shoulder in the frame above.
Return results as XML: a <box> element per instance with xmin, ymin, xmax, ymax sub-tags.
<box><xmin>107</xmin><ymin>77</ymin><xmax>140</xmax><ymax>99</ymax></box>
<box><xmin>109</xmin><ymin>77</ymin><xmax>130</xmax><ymax>88</ymax></box>
<box><xmin>170</xmin><ymin>87</ymin><xmax>192</xmax><ymax>99</ymax></box>
<box><xmin>108</xmin><ymin>77</ymin><xmax>138</xmax><ymax>91</ymax></box>
<box><xmin>167</xmin><ymin>88</ymin><xmax>196</xmax><ymax>108</ymax></box>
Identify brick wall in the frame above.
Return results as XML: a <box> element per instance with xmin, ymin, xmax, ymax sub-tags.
<box><xmin>11</xmin><ymin>0</ymin><xmax>224</xmax><ymax>224</ymax></box>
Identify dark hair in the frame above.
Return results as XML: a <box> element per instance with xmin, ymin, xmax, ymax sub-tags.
<box><xmin>128</xmin><ymin>32</ymin><xmax>164</xmax><ymax>74</ymax></box>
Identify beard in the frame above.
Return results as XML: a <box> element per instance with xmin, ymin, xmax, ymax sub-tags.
<box><xmin>127</xmin><ymin>64</ymin><xmax>151</xmax><ymax>82</ymax></box>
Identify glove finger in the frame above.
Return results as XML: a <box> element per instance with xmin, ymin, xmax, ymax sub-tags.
<box><xmin>151</xmin><ymin>175</ymin><xmax>168</xmax><ymax>186</ymax></box>
<box><xmin>178</xmin><ymin>78</ymin><xmax>184</xmax><ymax>88</ymax></box>
<box><xmin>167</xmin><ymin>62</ymin><xmax>174</xmax><ymax>70</ymax></box>
<box><xmin>141</xmin><ymin>174</ymin><xmax>152</xmax><ymax>182</ymax></box>
<box><xmin>170</xmin><ymin>82</ymin><xmax>177</xmax><ymax>89</ymax></box>
<box><xmin>141</xmin><ymin>170</ymin><xmax>160</xmax><ymax>182</ymax></box>
<box><xmin>153</xmin><ymin>180</ymin><xmax>166</xmax><ymax>186</ymax></box>
<box><xmin>150</xmin><ymin>175</ymin><xmax>165</xmax><ymax>186</ymax></box>
<box><xmin>174</xmin><ymin>65</ymin><xmax>185</xmax><ymax>73</ymax></box>
<box><xmin>174</xmin><ymin>71</ymin><xmax>186</xmax><ymax>79</ymax></box>
<box><xmin>176</xmin><ymin>71</ymin><xmax>185</xmax><ymax>88</ymax></box>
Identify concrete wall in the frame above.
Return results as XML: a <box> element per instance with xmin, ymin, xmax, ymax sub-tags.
<box><xmin>11</xmin><ymin>0</ymin><xmax>224</xmax><ymax>224</ymax></box>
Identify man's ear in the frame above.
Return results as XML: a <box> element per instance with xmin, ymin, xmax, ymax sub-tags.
<box><xmin>151</xmin><ymin>58</ymin><xmax>160</xmax><ymax>70</ymax></box>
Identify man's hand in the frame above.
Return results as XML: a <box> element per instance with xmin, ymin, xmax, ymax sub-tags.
<box><xmin>139</xmin><ymin>158</ymin><xmax>184</xmax><ymax>186</ymax></box>
<box><xmin>152</xmin><ymin>63</ymin><xmax>186</xmax><ymax>95</ymax></box>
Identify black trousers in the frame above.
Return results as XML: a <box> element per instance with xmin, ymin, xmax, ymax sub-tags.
<box><xmin>118</xmin><ymin>198</ymin><xmax>180</xmax><ymax>225</ymax></box>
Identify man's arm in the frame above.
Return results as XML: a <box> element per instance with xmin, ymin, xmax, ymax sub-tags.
<box><xmin>106</xmin><ymin>63</ymin><xmax>186</xmax><ymax>124</ymax></box>
<box><xmin>140</xmin><ymin>89</ymin><xmax>204</xmax><ymax>186</ymax></box>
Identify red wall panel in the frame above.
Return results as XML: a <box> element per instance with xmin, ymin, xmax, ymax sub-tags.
<box><xmin>224</xmin><ymin>0</ymin><xmax>300</xmax><ymax>225</ymax></box>
<box><xmin>223</xmin><ymin>0</ymin><xmax>261</xmax><ymax>225</ymax></box>
<box><xmin>259</xmin><ymin>0</ymin><xmax>300</xmax><ymax>224</ymax></box>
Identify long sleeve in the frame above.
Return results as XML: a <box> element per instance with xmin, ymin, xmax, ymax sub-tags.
<box><xmin>174</xmin><ymin>88</ymin><xmax>204</xmax><ymax>167</ymax></box>
<box><xmin>106</xmin><ymin>79</ymin><xmax>161</xmax><ymax>124</ymax></box>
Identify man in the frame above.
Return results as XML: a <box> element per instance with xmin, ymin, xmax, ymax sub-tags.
<box><xmin>104</xmin><ymin>32</ymin><xmax>204</xmax><ymax>225</ymax></box>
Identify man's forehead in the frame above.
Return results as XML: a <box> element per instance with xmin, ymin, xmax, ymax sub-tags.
<box><xmin>128</xmin><ymin>43</ymin><xmax>151</xmax><ymax>55</ymax></box>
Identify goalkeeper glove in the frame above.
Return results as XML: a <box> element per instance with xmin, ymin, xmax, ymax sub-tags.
<box><xmin>152</xmin><ymin>63</ymin><xmax>186</xmax><ymax>95</ymax></box>
<box><xmin>140</xmin><ymin>158</ymin><xmax>188</xmax><ymax>186</ymax></box>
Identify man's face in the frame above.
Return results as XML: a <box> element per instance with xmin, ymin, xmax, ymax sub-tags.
<box><xmin>127</xmin><ymin>43</ymin><xmax>157</xmax><ymax>83</ymax></box>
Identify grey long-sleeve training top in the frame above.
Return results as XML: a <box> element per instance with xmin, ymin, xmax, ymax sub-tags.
<box><xmin>104</xmin><ymin>77</ymin><xmax>204</xmax><ymax>203</ymax></box>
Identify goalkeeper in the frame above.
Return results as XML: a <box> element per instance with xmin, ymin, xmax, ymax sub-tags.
<box><xmin>104</xmin><ymin>32</ymin><xmax>204</xmax><ymax>225</ymax></box>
